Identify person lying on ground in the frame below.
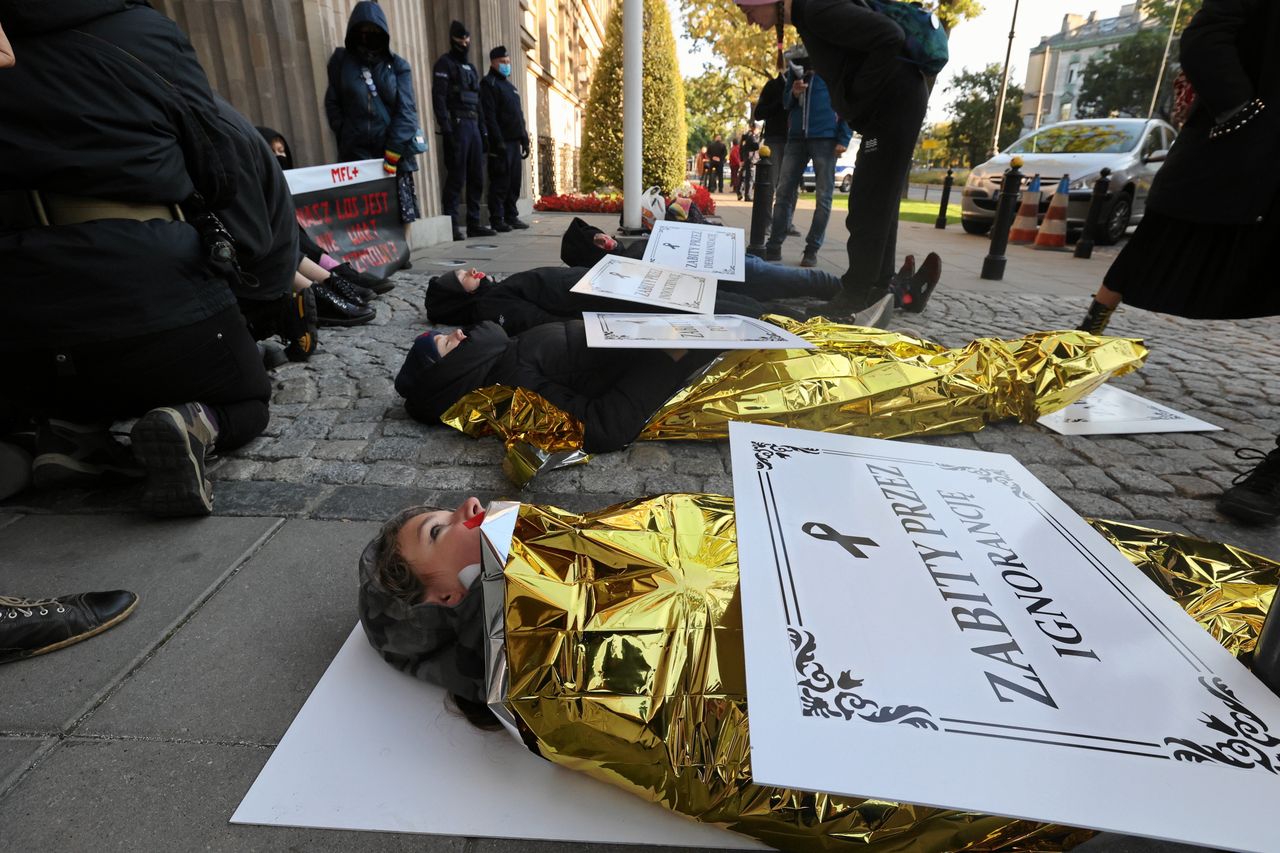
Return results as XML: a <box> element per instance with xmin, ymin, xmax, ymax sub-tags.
<box><xmin>394</xmin><ymin>321</ymin><xmax>718</xmax><ymax>454</ymax></box>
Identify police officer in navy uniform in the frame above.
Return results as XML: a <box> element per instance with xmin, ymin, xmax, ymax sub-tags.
<box><xmin>432</xmin><ymin>20</ymin><xmax>493</xmax><ymax>240</ymax></box>
<box><xmin>479</xmin><ymin>45</ymin><xmax>531</xmax><ymax>233</ymax></box>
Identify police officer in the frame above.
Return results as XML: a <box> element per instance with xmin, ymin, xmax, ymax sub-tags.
<box><xmin>432</xmin><ymin>20</ymin><xmax>493</xmax><ymax>240</ymax></box>
<box><xmin>479</xmin><ymin>45</ymin><xmax>531</xmax><ymax>233</ymax></box>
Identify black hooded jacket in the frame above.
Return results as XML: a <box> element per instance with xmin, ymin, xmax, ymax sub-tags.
<box><xmin>394</xmin><ymin>321</ymin><xmax>714</xmax><ymax>454</ymax></box>
<box><xmin>0</xmin><ymin>0</ymin><xmax>246</xmax><ymax>349</ymax></box>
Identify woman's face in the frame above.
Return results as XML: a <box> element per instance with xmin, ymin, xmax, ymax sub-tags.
<box><xmin>592</xmin><ymin>233</ymin><xmax>618</xmax><ymax>252</ymax></box>
<box><xmin>434</xmin><ymin>328</ymin><xmax>467</xmax><ymax>358</ymax></box>
<box><xmin>396</xmin><ymin>497</ymin><xmax>485</xmax><ymax>606</ymax></box>
<box><xmin>458</xmin><ymin>268</ymin><xmax>486</xmax><ymax>293</ymax></box>
<box><xmin>270</xmin><ymin>139</ymin><xmax>287</xmax><ymax>157</ymax></box>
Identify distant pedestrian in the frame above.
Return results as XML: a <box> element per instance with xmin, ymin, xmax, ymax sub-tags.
<box><xmin>705</xmin><ymin>135</ymin><xmax>727</xmax><ymax>192</ymax></box>
<box><xmin>432</xmin><ymin>20</ymin><xmax>493</xmax><ymax>240</ymax></box>
<box><xmin>479</xmin><ymin>45</ymin><xmax>531</xmax><ymax>233</ymax></box>
<box><xmin>738</xmin><ymin>129</ymin><xmax>759</xmax><ymax>200</ymax></box>
<box><xmin>324</xmin><ymin>1</ymin><xmax>423</xmax><ymax>225</ymax></box>
<box><xmin>695</xmin><ymin>146</ymin><xmax>708</xmax><ymax>185</ymax></box>
<box><xmin>1071</xmin><ymin>0</ymin><xmax>1280</xmax><ymax>525</ymax></box>
<box><xmin>729</xmin><ymin>138</ymin><xmax>742</xmax><ymax>195</ymax></box>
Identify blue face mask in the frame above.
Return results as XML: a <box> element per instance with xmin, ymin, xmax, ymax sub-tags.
<box><xmin>498</xmin><ymin>62</ymin><xmax>512</xmax><ymax>77</ymax></box>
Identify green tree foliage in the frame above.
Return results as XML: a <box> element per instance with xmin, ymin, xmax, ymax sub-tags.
<box><xmin>581</xmin><ymin>0</ymin><xmax>687</xmax><ymax>192</ymax></box>
<box><xmin>945</xmin><ymin>64</ymin><xmax>1024</xmax><ymax>166</ymax></box>
<box><xmin>1075</xmin><ymin>30</ymin><xmax>1169</xmax><ymax>119</ymax></box>
<box><xmin>684</xmin><ymin>68</ymin><xmax>749</xmax><ymax>154</ymax></box>
<box><xmin>914</xmin><ymin>121</ymin><xmax>954</xmax><ymax>168</ymax></box>
<box><xmin>1142</xmin><ymin>0</ymin><xmax>1202</xmax><ymax>33</ymax></box>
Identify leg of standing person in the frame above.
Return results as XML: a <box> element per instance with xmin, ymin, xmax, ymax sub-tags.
<box><xmin>487</xmin><ymin>141</ymin><xmax>512</xmax><ymax>231</ymax></box>
<box><xmin>441</xmin><ymin>133</ymin><xmax>465</xmax><ymax>238</ymax></box>
<box><xmin>835</xmin><ymin>68</ymin><xmax>927</xmax><ymax>309</ymax></box>
<box><xmin>765</xmin><ymin>144</ymin><xmax>808</xmax><ymax>259</ymax></box>
<box><xmin>803</xmin><ymin>139</ymin><xmax>836</xmax><ymax>266</ymax></box>
<box><xmin>461</xmin><ymin>121</ymin><xmax>489</xmax><ymax>234</ymax></box>
<box><xmin>740</xmin><ymin>160</ymin><xmax>753</xmax><ymax>201</ymax></box>
<box><xmin>503</xmin><ymin>141</ymin><xmax>525</xmax><ymax>227</ymax></box>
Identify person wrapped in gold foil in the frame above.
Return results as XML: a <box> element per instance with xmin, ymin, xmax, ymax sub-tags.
<box><xmin>357</xmin><ymin>493</ymin><xmax>1277</xmax><ymax>852</ymax></box>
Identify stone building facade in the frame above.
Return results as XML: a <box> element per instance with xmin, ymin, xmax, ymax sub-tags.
<box><xmin>154</xmin><ymin>0</ymin><xmax>614</xmax><ymax>246</ymax></box>
<box><xmin>1021</xmin><ymin>3</ymin><xmax>1160</xmax><ymax>129</ymax></box>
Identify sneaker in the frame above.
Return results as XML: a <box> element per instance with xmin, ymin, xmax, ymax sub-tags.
<box><xmin>764</xmin><ymin>246</ymin><xmax>782</xmax><ymax>262</ymax></box>
<box><xmin>325</xmin><ymin>272</ymin><xmax>373</xmax><ymax>306</ymax></box>
<box><xmin>130</xmin><ymin>403</ymin><xmax>218</xmax><ymax>517</ymax></box>
<box><xmin>900</xmin><ymin>252</ymin><xmax>941</xmax><ymax>314</ymax></box>
<box><xmin>491</xmin><ymin>220</ymin><xmax>512</xmax><ymax>233</ymax></box>
<box><xmin>1217</xmin><ymin>446</ymin><xmax>1280</xmax><ymax>525</ymax></box>
<box><xmin>505</xmin><ymin>218</ymin><xmax>530</xmax><ymax>230</ymax></box>
<box><xmin>313</xmin><ymin>282</ymin><xmax>375</xmax><ymax>327</ymax></box>
<box><xmin>800</xmin><ymin>248</ymin><xmax>818</xmax><ymax>268</ymax></box>
<box><xmin>330</xmin><ymin>262</ymin><xmax>393</xmax><ymax>295</ymax></box>
<box><xmin>887</xmin><ymin>255</ymin><xmax>915</xmax><ymax>310</ymax></box>
<box><xmin>467</xmin><ymin>224</ymin><xmax>497</xmax><ymax>237</ymax></box>
<box><xmin>0</xmin><ymin>590</ymin><xmax>138</xmax><ymax>664</ymax></box>
<box><xmin>0</xmin><ymin>441</ymin><xmax>32</xmax><ymax>501</ymax></box>
<box><xmin>281</xmin><ymin>288</ymin><xmax>319</xmax><ymax>362</ymax></box>
<box><xmin>31</xmin><ymin>420</ymin><xmax>143</xmax><ymax>490</ymax></box>
<box><xmin>1077</xmin><ymin>299</ymin><xmax>1117</xmax><ymax>335</ymax></box>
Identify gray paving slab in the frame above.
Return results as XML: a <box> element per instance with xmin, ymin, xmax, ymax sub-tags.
<box><xmin>0</xmin><ymin>515</ymin><xmax>281</xmax><ymax>732</ymax></box>
<box><xmin>81</xmin><ymin>520</ymin><xmax>379</xmax><ymax>744</ymax></box>
<box><xmin>0</xmin><ymin>737</ymin><xmax>49</xmax><ymax>792</ymax></box>
<box><xmin>0</xmin><ymin>738</ymin><xmax>464</xmax><ymax>853</ymax></box>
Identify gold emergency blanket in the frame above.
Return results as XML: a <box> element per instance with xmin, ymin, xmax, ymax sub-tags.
<box><xmin>442</xmin><ymin>323</ymin><xmax>1147</xmax><ymax>486</ymax></box>
<box><xmin>498</xmin><ymin>497</ymin><xmax>1276</xmax><ymax>852</ymax></box>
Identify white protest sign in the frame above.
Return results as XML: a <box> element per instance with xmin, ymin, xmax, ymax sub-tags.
<box><xmin>582</xmin><ymin>312</ymin><xmax>813</xmax><ymax>350</ymax></box>
<box><xmin>571</xmin><ymin>255</ymin><xmax>718</xmax><ymax>314</ymax></box>
<box><xmin>643</xmin><ymin>220</ymin><xmax>747</xmax><ymax>281</ymax></box>
<box><xmin>728</xmin><ymin>422</ymin><xmax>1280</xmax><ymax>853</ymax></box>
<box><xmin>1039</xmin><ymin>385</ymin><xmax>1222</xmax><ymax>435</ymax></box>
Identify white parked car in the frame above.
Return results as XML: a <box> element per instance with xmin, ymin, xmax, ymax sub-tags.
<box><xmin>961</xmin><ymin>118</ymin><xmax>1177</xmax><ymax>245</ymax></box>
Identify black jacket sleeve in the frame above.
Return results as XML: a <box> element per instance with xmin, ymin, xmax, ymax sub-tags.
<box><xmin>1179</xmin><ymin>0</ymin><xmax>1259</xmax><ymax>118</ymax></box>
<box><xmin>479</xmin><ymin>76</ymin><xmax>504</xmax><ymax>143</ymax></box>
<box><xmin>431</xmin><ymin>56</ymin><xmax>453</xmax><ymax>131</ymax></box>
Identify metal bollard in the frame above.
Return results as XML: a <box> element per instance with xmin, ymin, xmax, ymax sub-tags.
<box><xmin>980</xmin><ymin>158</ymin><xmax>1024</xmax><ymax>280</ymax></box>
<box><xmin>1251</xmin><ymin>593</ymin><xmax>1280</xmax><ymax>698</ymax></box>
<box><xmin>1074</xmin><ymin>168</ymin><xmax>1112</xmax><ymax>259</ymax></box>
<box><xmin>935</xmin><ymin>167</ymin><xmax>954</xmax><ymax>230</ymax></box>
<box><xmin>746</xmin><ymin>151</ymin><xmax>775</xmax><ymax>257</ymax></box>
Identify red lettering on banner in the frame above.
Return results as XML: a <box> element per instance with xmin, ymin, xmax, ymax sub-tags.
<box><xmin>361</xmin><ymin>191</ymin><xmax>389</xmax><ymax>216</ymax></box>
<box><xmin>330</xmin><ymin>166</ymin><xmax>356</xmax><ymax>184</ymax></box>
<box><xmin>314</xmin><ymin>231</ymin><xmax>340</xmax><ymax>254</ymax></box>
<box><xmin>335</xmin><ymin>196</ymin><xmax>361</xmax><ymax>221</ymax></box>
<box><xmin>295</xmin><ymin>201</ymin><xmax>331</xmax><ymax>227</ymax></box>
<box><xmin>348</xmin><ymin>222</ymin><xmax>380</xmax><ymax>245</ymax></box>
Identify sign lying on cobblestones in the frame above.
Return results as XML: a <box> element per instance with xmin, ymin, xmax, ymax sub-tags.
<box><xmin>284</xmin><ymin>158</ymin><xmax>408</xmax><ymax>280</ymax></box>
<box><xmin>1039</xmin><ymin>385</ymin><xmax>1222</xmax><ymax>435</ymax></box>
<box><xmin>582</xmin><ymin>312</ymin><xmax>813</xmax><ymax>350</ymax></box>
<box><xmin>572</xmin><ymin>255</ymin><xmax>718</xmax><ymax>314</ymax></box>
<box><xmin>643</xmin><ymin>220</ymin><xmax>747</xmax><ymax>281</ymax></box>
<box><xmin>729</xmin><ymin>422</ymin><xmax>1279</xmax><ymax>852</ymax></box>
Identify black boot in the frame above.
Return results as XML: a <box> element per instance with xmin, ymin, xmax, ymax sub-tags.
<box><xmin>325</xmin><ymin>272</ymin><xmax>373</xmax><ymax>306</ymax></box>
<box><xmin>491</xmin><ymin>220</ymin><xmax>512</xmax><ymax>233</ymax></box>
<box><xmin>1217</xmin><ymin>444</ymin><xmax>1280</xmax><ymax>525</ymax></box>
<box><xmin>330</xmin><ymin>261</ymin><xmax>393</xmax><ymax>295</ymax></box>
<box><xmin>900</xmin><ymin>252</ymin><xmax>941</xmax><ymax>314</ymax></box>
<box><xmin>0</xmin><ymin>590</ymin><xmax>138</xmax><ymax>664</ymax></box>
<box><xmin>280</xmin><ymin>288</ymin><xmax>319</xmax><ymax>362</ymax></box>
<box><xmin>1077</xmin><ymin>299</ymin><xmax>1117</xmax><ymax>334</ymax></box>
<box><xmin>467</xmin><ymin>224</ymin><xmax>497</xmax><ymax>237</ymax></box>
<box><xmin>313</xmin><ymin>283</ymin><xmax>375</xmax><ymax>327</ymax></box>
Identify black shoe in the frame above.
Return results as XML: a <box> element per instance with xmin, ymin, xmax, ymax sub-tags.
<box><xmin>1078</xmin><ymin>299</ymin><xmax>1117</xmax><ymax>334</ymax></box>
<box><xmin>786</xmin><ymin>226</ymin><xmax>801</xmax><ymax>237</ymax></box>
<box><xmin>0</xmin><ymin>441</ymin><xmax>32</xmax><ymax>501</ymax></box>
<box><xmin>800</xmin><ymin>248</ymin><xmax>818</xmax><ymax>268</ymax></box>
<box><xmin>130</xmin><ymin>403</ymin><xmax>218</xmax><ymax>517</ymax></box>
<box><xmin>491</xmin><ymin>220</ymin><xmax>512</xmax><ymax>233</ymax></box>
<box><xmin>505</xmin><ymin>218</ymin><xmax>530</xmax><ymax>230</ymax></box>
<box><xmin>313</xmin><ymin>283</ymin><xmax>375</xmax><ymax>327</ymax></box>
<box><xmin>467</xmin><ymin>224</ymin><xmax>497</xmax><ymax>237</ymax></box>
<box><xmin>763</xmin><ymin>246</ymin><xmax>782</xmax><ymax>262</ymax></box>
<box><xmin>453</xmin><ymin>228</ymin><xmax>467</xmax><ymax>241</ymax></box>
<box><xmin>0</xmin><ymin>590</ymin><xmax>139</xmax><ymax>664</ymax></box>
<box><xmin>887</xmin><ymin>255</ymin><xmax>916</xmax><ymax>310</ymax></box>
<box><xmin>281</xmin><ymin>288</ymin><xmax>319</xmax><ymax>362</ymax></box>
<box><xmin>32</xmin><ymin>420</ymin><xmax>142</xmax><ymax>490</ymax></box>
<box><xmin>330</xmin><ymin>261</ymin><xmax>393</xmax><ymax>295</ymax></box>
<box><xmin>1217</xmin><ymin>446</ymin><xmax>1280</xmax><ymax>525</ymax></box>
<box><xmin>326</xmin><ymin>272</ymin><xmax>373</xmax><ymax>306</ymax></box>
<box><xmin>900</xmin><ymin>252</ymin><xmax>941</xmax><ymax>314</ymax></box>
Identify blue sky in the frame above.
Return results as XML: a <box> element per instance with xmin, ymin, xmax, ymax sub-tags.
<box><xmin>666</xmin><ymin>0</ymin><xmax>1127</xmax><ymax>123</ymax></box>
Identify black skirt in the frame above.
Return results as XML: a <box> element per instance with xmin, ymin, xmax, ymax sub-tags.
<box><xmin>1104</xmin><ymin>190</ymin><xmax>1280</xmax><ymax>320</ymax></box>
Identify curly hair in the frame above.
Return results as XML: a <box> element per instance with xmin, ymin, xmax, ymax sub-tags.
<box><xmin>371</xmin><ymin>504</ymin><xmax>445</xmax><ymax>606</ymax></box>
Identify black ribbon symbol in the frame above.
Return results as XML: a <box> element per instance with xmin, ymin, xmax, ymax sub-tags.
<box><xmin>802</xmin><ymin>522</ymin><xmax>879</xmax><ymax>559</ymax></box>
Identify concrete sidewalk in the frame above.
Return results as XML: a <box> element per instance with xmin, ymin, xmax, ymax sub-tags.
<box><xmin>1</xmin><ymin>193</ymin><xmax>1275</xmax><ymax>852</ymax></box>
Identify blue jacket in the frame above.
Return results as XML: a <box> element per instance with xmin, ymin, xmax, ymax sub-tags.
<box><xmin>324</xmin><ymin>1</ymin><xmax>420</xmax><ymax>171</ymax></box>
<box><xmin>782</xmin><ymin>68</ymin><xmax>853</xmax><ymax>147</ymax></box>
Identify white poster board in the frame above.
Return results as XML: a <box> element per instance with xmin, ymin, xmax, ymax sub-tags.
<box><xmin>571</xmin><ymin>256</ymin><xmax>718</xmax><ymax>314</ymax></box>
<box><xmin>728</xmin><ymin>422</ymin><xmax>1280</xmax><ymax>853</ymax></box>
<box><xmin>643</xmin><ymin>220</ymin><xmax>747</xmax><ymax>281</ymax></box>
<box><xmin>232</xmin><ymin>625</ymin><xmax>762</xmax><ymax>849</ymax></box>
<box><xmin>1039</xmin><ymin>385</ymin><xmax>1222</xmax><ymax>435</ymax></box>
<box><xmin>582</xmin><ymin>312</ymin><xmax>813</xmax><ymax>350</ymax></box>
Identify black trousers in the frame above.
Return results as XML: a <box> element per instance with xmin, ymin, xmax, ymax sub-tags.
<box><xmin>442</xmin><ymin>118</ymin><xmax>484</xmax><ymax>227</ymax></box>
<box><xmin>1</xmin><ymin>305</ymin><xmax>271</xmax><ymax>451</ymax></box>
<box><xmin>841</xmin><ymin>65</ymin><xmax>929</xmax><ymax>300</ymax></box>
<box><xmin>487</xmin><ymin>141</ymin><xmax>523</xmax><ymax>225</ymax></box>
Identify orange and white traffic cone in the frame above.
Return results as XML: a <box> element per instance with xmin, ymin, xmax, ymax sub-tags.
<box><xmin>1033</xmin><ymin>176</ymin><xmax>1070</xmax><ymax>251</ymax></box>
<box><xmin>1008</xmin><ymin>175</ymin><xmax>1042</xmax><ymax>244</ymax></box>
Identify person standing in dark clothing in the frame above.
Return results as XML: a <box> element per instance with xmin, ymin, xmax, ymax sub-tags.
<box><xmin>733</xmin><ymin>0</ymin><xmax>938</xmax><ymax>315</ymax></box>
<box><xmin>705</xmin><ymin>136</ymin><xmax>728</xmax><ymax>193</ymax></box>
<box><xmin>738</xmin><ymin>129</ymin><xmax>760</xmax><ymax>200</ymax></box>
<box><xmin>433</xmin><ymin>20</ymin><xmax>493</xmax><ymax>241</ymax></box>
<box><xmin>479</xmin><ymin>45</ymin><xmax>531</xmax><ymax>233</ymax></box>
<box><xmin>324</xmin><ymin>1</ymin><xmax>423</xmax><ymax>225</ymax></box>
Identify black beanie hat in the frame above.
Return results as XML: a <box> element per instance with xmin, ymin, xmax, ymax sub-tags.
<box><xmin>489</xmin><ymin>45</ymin><xmax>509</xmax><ymax>61</ymax></box>
<box><xmin>450</xmin><ymin>20</ymin><xmax>469</xmax><ymax>39</ymax></box>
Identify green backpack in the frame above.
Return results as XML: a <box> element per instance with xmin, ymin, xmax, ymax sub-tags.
<box><xmin>864</xmin><ymin>0</ymin><xmax>950</xmax><ymax>76</ymax></box>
